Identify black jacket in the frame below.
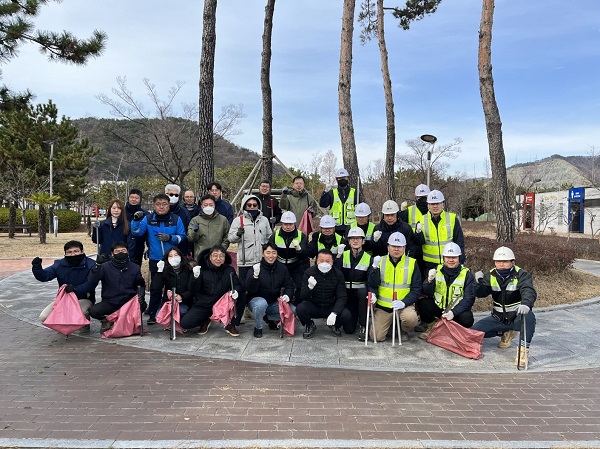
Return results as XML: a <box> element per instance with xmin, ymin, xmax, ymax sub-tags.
<box><xmin>32</xmin><ymin>256</ymin><xmax>97</xmax><ymax>303</ymax></box>
<box><xmin>91</xmin><ymin>218</ymin><xmax>128</xmax><ymax>256</ymax></box>
<box><xmin>125</xmin><ymin>202</ymin><xmax>147</xmax><ymax>258</ymax></box>
<box><xmin>88</xmin><ymin>260</ymin><xmax>145</xmax><ymax>307</ymax></box>
<box><xmin>370</xmin><ymin>216</ymin><xmax>418</xmax><ymax>258</ymax></box>
<box><xmin>300</xmin><ymin>265</ymin><xmax>347</xmax><ymax>314</ymax></box>
<box><xmin>150</xmin><ymin>265</ymin><xmax>199</xmax><ymax>308</ymax></box>
<box><xmin>245</xmin><ymin>259</ymin><xmax>295</xmax><ymax>304</ymax></box>
<box><xmin>193</xmin><ymin>249</ymin><xmax>242</xmax><ymax>307</ymax></box>
<box><xmin>257</xmin><ymin>193</ymin><xmax>282</xmax><ymax>224</ymax></box>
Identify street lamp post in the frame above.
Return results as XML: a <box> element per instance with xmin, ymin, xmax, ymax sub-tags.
<box><xmin>43</xmin><ymin>140</ymin><xmax>57</xmax><ymax>233</ymax></box>
<box><xmin>420</xmin><ymin>134</ymin><xmax>437</xmax><ymax>188</ymax></box>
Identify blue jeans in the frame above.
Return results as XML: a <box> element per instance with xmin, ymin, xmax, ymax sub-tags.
<box><xmin>472</xmin><ymin>312</ymin><xmax>536</xmax><ymax>346</ymax></box>
<box><xmin>248</xmin><ymin>297</ymin><xmax>296</xmax><ymax>330</ymax></box>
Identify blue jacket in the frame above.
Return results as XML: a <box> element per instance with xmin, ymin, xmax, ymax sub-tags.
<box><xmin>88</xmin><ymin>260</ymin><xmax>145</xmax><ymax>307</ymax></box>
<box><xmin>130</xmin><ymin>212</ymin><xmax>186</xmax><ymax>261</ymax></box>
<box><xmin>91</xmin><ymin>218</ymin><xmax>128</xmax><ymax>256</ymax></box>
<box><xmin>215</xmin><ymin>198</ymin><xmax>234</xmax><ymax>224</ymax></box>
<box><xmin>32</xmin><ymin>257</ymin><xmax>97</xmax><ymax>303</ymax></box>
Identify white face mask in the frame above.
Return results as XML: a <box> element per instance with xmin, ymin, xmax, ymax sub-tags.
<box><xmin>168</xmin><ymin>256</ymin><xmax>181</xmax><ymax>267</ymax></box>
<box><xmin>203</xmin><ymin>206</ymin><xmax>215</xmax><ymax>215</ymax></box>
<box><xmin>317</xmin><ymin>262</ymin><xmax>332</xmax><ymax>274</ymax></box>
<box><xmin>169</xmin><ymin>195</ymin><xmax>179</xmax><ymax>204</ymax></box>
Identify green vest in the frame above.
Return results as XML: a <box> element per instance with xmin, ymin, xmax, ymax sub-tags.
<box><xmin>350</xmin><ymin>222</ymin><xmax>375</xmax><ymax>241</ymax></box>
<box><xmin>377</xmin><ymin>254</ymin><xmax>415</xmax><ymax>308</ymax></box>
<box><xmin>433</xmin><ymin>264</ymin><xmax>469</xmax><ymax>310</ymax></box>
<box><xmin>342</xmin><ymin>250</ymin><xmax>371</xmax><ymax>289</ymax></box>
<box><xmin>274</xmin><ymin>229</ymin><xmax>302</xmax><ymax>264</ymax></box>
<box><xmin>422</xmin><ymin>210</ymin><xmax>456</xmax><ymax>265</ymax></box>
<box><xmin>317</xmin><ymin>232</ymin><xmax>343</xmax><ymax>254</ymax></box>
<box><xmin>407</xmin><ymin>205</ymin><xmax>425</xmax><ymax>232</ymax></box>
<box><xmin>490</xmin><ymin>266</ymin><xmax>522</xmax><ymax>314</ymax></box>
<box><xmin>330</xmin><ymin>188</ymin><xmax>356</xmax><ymax>227</ymax></box>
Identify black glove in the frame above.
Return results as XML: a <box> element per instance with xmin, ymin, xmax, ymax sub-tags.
<box><xmin>32</xmin><ymin>257</ymin><xmax>42</xmax><ymax>268</ymax></box>
<box><xmin>96</xmin><ymin>253</ymin><xmax>110</xmax><ymax>264</ymax></box>
<box><xmin>65</xmin><ymin>284</ymin><xmax>75</xmax><ymax>293</ymax></box>
<box><xmin>137</xmin><ymin>287</ymin><xmax>146</xmax><ymax>304</ymax></box>
<box><xmin>236</xmin><ymin>227</ymin><xmax>245</xmax><ymax>237</ymax></box>
<box><xmin>282</xmin><ymin>187</ymin><xmax>289</xmax><ymax>194</ymax></box>
<box><xmin>157</xmin><ymin>233</ymin><xmax>171</xmax><ymax>242</ymax></box>
<box><xmin>193</xmin><ymin>223</ymin><xmax>199</xmax><ymax>232</ymax></box>
<box><xmin>269</xmin><ymin>217</ymin><xmax>277</xmax><ymax>224</ymax></box>
<box><xmin>133</xmin><ymin>211</ymin><xmax>145</xmax><ymax>221</ymax></box>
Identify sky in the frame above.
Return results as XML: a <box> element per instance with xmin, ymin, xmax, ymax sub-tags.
<box><xmin>3</xmin><ymin>0</ymin><xmax>600</xmax><ymax>179</ymax></box>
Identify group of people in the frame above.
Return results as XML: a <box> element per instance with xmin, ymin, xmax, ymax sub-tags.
<box><xmin>32</xmin><ymin>170</ymin><xmax>537</xmax><ymax>367</ymax></box>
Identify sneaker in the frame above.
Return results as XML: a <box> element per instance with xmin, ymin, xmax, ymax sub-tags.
<box><xmin>225</xmin><ymin>323</ymin><xmax>240</xmax><ymax>337</ymax></box>
<box><xmin>357</xmin><ymin>326</ymin><xmax>366</xmax><ymax>342</ymax></box>
<box><xmin>146</xmin><ymin>316</ymin><xmax>157</xmax><ymax>325</ymax></box>
<box><xmin>253</xmin><ymin>327</ymin><xmax>263</xmax><ymax>338</ymax></box>
<box><xmin>198</xmin><ymin>320</ymin><xmax>211</xmax><ymax>335</ymax></box>
<box><xmin>499</xmin><ymin>330</ymin><xmax>517</xmax><ymax>348</ymax></box>
<box><xmin>329</xmin><ymin>325</ymin><xmax>342</xmax><ymax>337</ymax></box>
<box><xmin>303</xmin><ymin>321</ymin><xmax>317</xmax><ymax>339</ymax></box>
<box><xmin>414</xmin><ymin>322</ymin><xmax>428</xmax><ymax>333</ymax></box>
<box><xmin>418</xmin><ymin>322</ymin><xmax>435</xmax><ymax>340</ymax></box>
<box><xmin>100</xmin><ymin>319</ymin><xmax>112</xmax><ymax>332</ymax></box>
<box><xmin>514</xmin><ymin>346</ymin><xmax>529</xmax><ymax>368</ymax></box>
<box><xmin>400</xmin><ymin>331</ymin><xmax>409</xmax><ymax>342</ymax></box>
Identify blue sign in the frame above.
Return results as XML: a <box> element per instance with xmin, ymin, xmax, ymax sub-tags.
<box><xmin>569</xmin><ymin>187</ymin><xmax>584</xmax><ymax>201</ymax></box>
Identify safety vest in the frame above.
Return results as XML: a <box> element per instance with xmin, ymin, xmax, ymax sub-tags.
<box><xmin>422</xmin><ymin>210</ymin><xmax>456</xmax><ymax>265</ymax></box>
<box><xmin>490</xmin><ymin>266</ymin><xmax>522</xmax><ymax>316</ymax></box>
<box><xmin>330</xmin><ymin>188</ymin><xmax>356</xmax><ymax>227</ymax></box>
<box><xmin>350</xmin><ymin>222</ymin><xmax>376</xmax><ymax>241</ymax></box>
<box><xmin>433</xmin><ymin>264</ymin><xmax>469</xmax><ymax>311</ymax></box>
<box><xmin>342</xmin><ymin>250</ymin><xmax>371</xmax><ymax>289</ymax></box>
<box><xmin>316</xmin><ymin>232</ymin><xmax>343</xmax><ymax>254</ymax></box>
<box><xmin>407</xmin><ymin>205</ymin><xmax>425</xmax><ymax>232</ymax></box>
<box><xmin>376</xmin><ymin>254</ymin><xmax>415</xmax><ymax>308</ymax></box>
<box><xmin>274</xmin><ymin>229</ymin><xmax>303</xmax><ymax>264</ymax></box>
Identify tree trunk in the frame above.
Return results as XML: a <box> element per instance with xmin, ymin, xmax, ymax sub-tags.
<box><xmin>261</xmin><ymin>0</ymin><xmax>276</xmax><ymax>183</ymax></box>
<box><xmin>8</xmin><ymin>201</ymin><xmax>16</xmax><ymax>239</ymax></box>
<box><xmin>377</xmin><ymin>0</ymin><xmax>396</xmax><ymax>200</ymax></box>
<box><xmin>198</xmin><ymin>0</ymin><xmax>218</xmax><ymax>189</ymax></box>
<box><xmin>338</xmin><ymin>0</ymin><xmax>360</xmax><ymax>190</ymax></box>
<box><xmin>478</xmin><ymin>0</ymin><xmax>514</xmax><ymax>242</ymax></box>
<box><xmin>38</xmin><ymin>207</ymin><xmax>47</xmax><ymax>244</ymax></box>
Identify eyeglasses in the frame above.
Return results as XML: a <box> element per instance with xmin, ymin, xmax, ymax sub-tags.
<box><xmin>167</xmin><ymin>193</ymin><xmax>179</xmax><ymax>197</ymax></box>
<box><xmin>155</xmin><ymin>202</ymin><xmax>170</xmax><ymax>207</ymax></box>
<box><xmin>245</xmin><ymin>203</ymin><xmax>259</xmax><ymax>209</ymax></box>
<box><xmin>210</xmin><ymin>253</ymin><xmax>226</xmax><ymax>259</ymax></box>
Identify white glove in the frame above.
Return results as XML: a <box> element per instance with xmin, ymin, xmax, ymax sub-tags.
<box><xmin>337</xmin><ymin>244</ymin><xmax>346</xmax><ymax>254</ymax></box>
<box><xmin>442</xmin><ymin>310</ymin><xmax>454</xmax><ymax>321</ymax></box>
<box><xmin>281</xmin><ymin>294</ymin><xmax>290</xmax><ymax>303</ymax></box>
<box><xmin>231</xmin><ymin>290</ymin><xmax>239</xmax><ymax>300</ymax></box>
<box><xmin>193</xmin><ymin>266</ymin><xmax>201</xmax><ymax>278</ymax></box>
<box><xmin>474</xmin><ymin>271</ymin><xmax>484</xmax><ymax>282</ymax></box>
<box><xmin>157</xmin><ymin>260</ymin><xmax>165</xmax><ymax>273</ymax></box>
<box><xmin>326</xmin><ymin>312</ymin><xmax>337</xmax><ymax>326</ymax></box>
<box><xmin>307</xmin><ymin>276</ymin><xmax>317</xmax><ymax>290</ymax></box>
<box><xmin>369</xmin><ymin>293</ymin><xmax>377</xmax><ymax>305</ymax></box>
<box><xmin>392</xmin><ymin>300</ymin><xmax>405</xmax><ymax>311</ymax></box>
<box><xmin>252</xmin><ymin>262</ymin><xmax>261</xmax><ymax>278</ymax></box>
<box><xmin>428</xmin><ymin>269</ymin><xmax>437</xmax><ymax>282</ymax></box>
<box><xmin>292</xmin><ymin>240</ymin><xmax>301</xmax><ymax>251</ymax></box>
<box><xmin>372</xmin><ymin>256</ymin><xmax>381</xmax><ymax>269</ymax></box>
<box><xmin>373</xmin><ymin>230</ymin><xmax>382</xmax><ymax>242</ymax></box>
<box><xmin>517</xmin><ymin>305</ymin><xmax>530</xmax><ymax>315</ymax></box>
<box><xmin>400</xmin><ymin>201</ymin><xmax>408</xmax><ymax>211</ymax></box>
<box><xmin>325</xmin><ymin>183</ymin><xmax>333</xmax><ymax>192</ymax></box>
<box><xmin>415</xmin><ymin>222</ymin><xmax>423</xmax><ymax>233</ymax></box>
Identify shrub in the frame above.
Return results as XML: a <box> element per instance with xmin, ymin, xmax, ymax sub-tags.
<box><xmin>0</xmin><ymin>208</ymin><xmax>82</xmax><ymax>233</ymax></box>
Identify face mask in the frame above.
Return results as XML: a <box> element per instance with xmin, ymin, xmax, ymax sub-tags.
<box><xmin>337</xmin><ymin>179</ymin><xmax>349</xmax><ymax>188</ymax></box>
<box><xmin>203</xmin><ymin>206</ymin><xmax>215</xmax><ymax>215</ymax></box>
<box><xmin>317</xmin><ymin>262</ymin><xmax>332</xmax><ymax>274</ymax></box>
<box><xmin>495</xmin><ymin>267</ymin><xmax>514</xmax><ymax>278</ymax></box>
<box><xmin>113</xmin><ymin>252</ymin><xmax>129</xmax><ymax>261</ymax></box>
<box><xmin>169</xmin><ymin>195</ymin><xmax>179</xmax><ymax>204</ymax></box>
<box><xmin>65</xmin><ymin>253</ymin><xmax>85</xmax><ymax>267</ymax></box>
<box><xmin>168</xmin><ymin>256</ymin><xmax>181</xmax><ymax>267</ymax></box>
<box><xmin>248</xmin><ymin>209</ymin><xmax>260</xmax><ymax>219</ymax></box>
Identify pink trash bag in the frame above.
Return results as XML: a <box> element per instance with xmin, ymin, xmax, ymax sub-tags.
<box><xmin>102</xmin><ymin>295</ymin><xmax>145</xmax><ymax>338</ymax></box>
<box><xmin>43</xmin><ymin>285</ymin><xmax>90</xmax><ymax>335</ymax></box>
<box><xmin>278</xmin><ymin>296</ymin><xmax>295</xmax><ymax>337</ymax></box>
<box><xmin>156</xmin><ymin>291</ymin><xmax>184</xmax><ymax>334</ymax></box>
<box><xmin>426</xmin><ymin>318</ymin><xmax>485</xmax><ymax>359</ymax></box>
<box><xmin>298</xmin><ymin>209</ymin><xmax>314</xmax><ymax>236</ymax></box>
<box><xmin>210</xmin><ymin>291</ymin><xmax>235</xmax><ymax>325</ymax></box>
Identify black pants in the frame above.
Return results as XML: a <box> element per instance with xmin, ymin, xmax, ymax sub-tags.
<box><xmin>417</xmin><ymin>296</ymin><xmax>474</xmax><ymax>328</ymax></box>
<box><xmin>88</xmin><ymin>300</ymin><xmax>147</xmax><ymax>320</ymax></box>
<box><xmin>238</xmin><ymin>266</ymin><xmax>251</xmax><ymax>290</ymax></box>
<box><xmin>180</xmin><ymin>304</ymin><xmax>213</xmax><ymax>330</ymax></box>
<box><xmin>231</xmin><ymin>291</ymin><xmax>247</xmax><ymax>326</ymax></box>
<box><xmin>345</xmin><ymin>287</ymin><xmax>368</xmax><ymax>333</ymax></box>
<box><xmin>148</xmin><ymin>259</ymin><xmax>161</xmax><ymax>318</ymax></box>
<box><xmin>287</xmin><ymin>261</ymin><xmax>309</xmax><ymax>306</ymax></box>
<box><xmin>296</xmin><ymin>301</ymin><xmax>352</xmax><ymax>332</ymax></box>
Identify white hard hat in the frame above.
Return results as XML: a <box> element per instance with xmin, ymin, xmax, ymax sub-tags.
<box><xmin>354</xmin><ymin>202</ymin><xmax>371</xmax><ymax>217</ymax></box>
<box><xmin>415</xmin><ymin>184</ymin><xmax>430</xmax><ymax>197</ymax></box>
<box><xmin>493</xmin><ymin>246</ymin><xmax>515</xmax><ymax>261</ymax></box>
<box><xmin>320</xmin><ymin>215</ymin><xmax>336</xmax><ymax>228</ymax></box>
<box><xmin>387</xmin><ymin>232</ymin><xmax>406</xmax><ymax>247</ymax></box>
<box><xmin>281</xmin><ymin>211</ymin><xmax>297</xmax><ymax>224</ymax></box>
<box><xmin>347</xmin><ymin>227</ymin><xmax>365</xmax><ymax>239</ymax></box>
<box><xmin>442</xmin><ymin>242</ymin><xmax>462</xmax><ymax>257</ymax></box>
<box><xmin>335</xmin><ymin>168</ymin><xmax>349</xmax><ymax>178</ymax></box>
<box><xmin>381</xmin><ymin>200</ymin><xmax>400</xmax><ymax>214</ymax></box>
<box><xmin>427</xmin><ymin>190</ymin><xmax>445</xmax><ymax>204</ymax></box>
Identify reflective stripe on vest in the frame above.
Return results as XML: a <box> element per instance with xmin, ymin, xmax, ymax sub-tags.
<box><xmin>351</xmin><ymin>222</ymin><xmax>375</xmax><ymax>241</ymax></box>
<box><xmin>274</xmin><ymin>229</ymin><xmax>302</xmax><ymax>264</ymax></box>
<box><xmin>377</xmin><ymin>254</ymin><xmax>415</xmax><ymax>307</ymax></box>
<box><xmin>342</xmin><ymin>250</ymin><xmax>370</xmax><ymax>289</ymax></box>
<box><xmin>433</xmin><ymin>264</ymin><xmax>469</xmax><ymax>310</ymax></box>
<box><xmin>330</xmin><ymin>188</ymin><xmax>356</xmax><ymax>227</ymax></box>
<box><xmin>317</xmin><ymin>233</ymin><xmax>343</xmax><ymax>254</ymax></box>
<box><xmin>408</xmin><ymin>205</ymin><xmax>424</xmax><ymax>232</ymax></box>
<box><xmin>490</xmin><ymin>266</ymin><xmax>521</xmax><ymax>313</ymax></box>
<box><xmin>422</xmin><ymin>211</ymin><xmax>455</xmax><ymax>264</ymax></box>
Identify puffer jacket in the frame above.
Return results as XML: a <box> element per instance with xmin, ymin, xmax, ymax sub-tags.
<box><xmin>228</xmin><ymin>195</ymin><xmax>273</xmax><ymax>267</ymax></box>
<box><xmin>300</xmin><ymin>265</ymin><xmax>347</xmax><ymax>314</ymax></box>
<box><xmin>245</xmin><ymin>259</ymin><xmax>295</xmax><ymax>304</ymax></box>
<box><xmin>192</xmin><ymin>249</ymin><xmax>242</xmax><ymax>307</ymax></box>
<box><xmin>187</xmin><ymin>210</ymin><xmax>230</xmax><ymax>259</ymax></box>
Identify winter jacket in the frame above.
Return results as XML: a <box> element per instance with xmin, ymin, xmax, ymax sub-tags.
<box><xmin>257</xmin><ymin>193</ymin><xmax>282</xmax><ymax>224</ymax></box>
<box><xmin>334</xmin><ymin>248</ymin><xmax>372</xmax><ymax>290</ymax></box>
<box><xmin>370</xmin><ymin>215</ymin><xmax>418</xmax><ymax>258</ymax></box>
<box><xmin>130</xmin><ymin>212</ymin><xmax>186</xmax><ymax>261</ymax></box>
<box><xmin>422</xmin><ymin>264</ymin><xmax>475</xmax><ymax>316</ymax></box>
<box><xmin>300</xmin><ymin>265</ymin><xmax>347</xmax><ymax>315</ymax></box>
<box><xmin>413</xmin><ymin>210</ymin><xmax>465</xmax><ymax>265</ymax></box>
<box><xmin>245</xmin><ymin>259</ymin><xmax>295</xmax><ymax>304</ymax></box>
<box><xmin>279</xmin><ymin>188</ymin><xmax>318</xmax><ymax>225</ymax></box>
<box><xmin>268</xmin><ymin>228</ymin><xmax>309</xmax><ymax>267</ymax></box>
<box><xmin>184</xmin><ymin>203</ymin><xmax>201</xmax><ymax>219</ymax></box>
<box><xmin>192</xmin><ymin>249</ymin><xmax>242</xmax><ymax>307</ymax></box>
<box><xmin>125</xmin><ymin>203</ymin><xmax>147</xmax><ymax>259</ymax></box>
<box><xmin>228</xmin><ymin>195</ymin><xmax>273</xmax><ymax>267</ymax></box>
<box><xmin>215</xmin><ymin>197</ymin><xmax>234</xmax><ymax>224</ymax></box>
<box><xmin>368</xmin><ymin>254</ymin><xmax>422</xmax><ymax>308</ymax></box>
<box><xmin>187</xmin><ymin>210</ymin><xmax>230</xmax><ymax>259</ymax></box>
<box><xmin>150</xmin><ymin>265</ymin><xmax>199</xmax><ymax>309</ymax></box>
<box><xmin>32</xmin><ymin>256</ymin><xmax>97</xmax><ymax>303</ymax></box>
<box><xmin>307</xmin><ymin>231</ymin><xmax>342</xmax><ymax>258</ymax></box>
<box><xmin>91</xmin><ymin>218</ymin><xmax>128</xmax><ymax>256</ymax></box>
<box><xmin>88</xmin><ymin>260</ymin><xmax>145</xmax><ymax>307</ymax></box>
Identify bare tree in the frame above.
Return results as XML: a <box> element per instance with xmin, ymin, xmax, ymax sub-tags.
<box><xmin>320</xmin><ymin>150</ymin><xmax>339</xmax><ymax>185</ymax></box>
<box><xmin>261</xmin><ymin>0</ymin><xmax>276</xmax><ymax>182</ymax></box>
<box><xmin>397</xmin><ymin>137</ymin><xmax>462</xmax><ymax>183</ymax></box>
<box><xmin>478</xmin><ymin>0</ymin><xmax>514</xmax><ymax>242</ymax></box>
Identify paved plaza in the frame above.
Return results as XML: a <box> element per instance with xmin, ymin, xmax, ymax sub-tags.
<box><xmin>0</xmin><ymin>257</ymin><xmax>599</xmax><ymax>448</ymax></box>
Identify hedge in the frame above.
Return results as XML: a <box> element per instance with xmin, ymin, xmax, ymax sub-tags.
<box><xmin>0</xmin><ymin>208</ymin><xmax>82</xmax><ymax>233</ymax></box>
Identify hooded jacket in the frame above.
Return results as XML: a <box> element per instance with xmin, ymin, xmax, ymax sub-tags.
<box><xmin>228</xmin><ymin>195</ymin><xmax>273</xmax><ymax>267</ymax></box>
<box><xmin>192</xmin><ymin>249</ymin><xmax>242</xmax><ymax>307</ymax></box>
<box><xmin>279</xmin><ymin>188</ymin><xmax>318</xmax><ymax>225</ymax></box>
<box><xmin>187</xmin><ymin>209</ymin><xmax>230</xmax><ymax>259</ymax></box>
<box><xmin>245</xmin><ymin>258</ymin><xmax>295</xmax><ymax>304</ymax></box>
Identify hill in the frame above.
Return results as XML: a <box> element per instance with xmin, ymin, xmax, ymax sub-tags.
<box><xmin>507</xmin><ymin>155</ymin><xmax>595</xmax><ymax>191</ymax></box>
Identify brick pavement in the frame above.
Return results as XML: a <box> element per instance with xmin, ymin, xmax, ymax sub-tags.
<box><xmin>1</xmin><ymin>258</ymin><xmax>600</xmax><ymax>448</ymax></box>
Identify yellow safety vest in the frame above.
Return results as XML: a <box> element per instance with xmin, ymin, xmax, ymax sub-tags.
<box><xmin>317</xmin><ymin>232</ymin><xmax>343</xmax><ymax>254</ymax></box>
<box><xmin>490</xmin><ymin>266</ymin><xmax>522</xmax><ymax>314</ymax></box>
<box><xmin>407</xmin><ymin>205</ymin><xmax>425</xmax><ymax>232</ymax></box>
<box><xmin>422</xmin><ymin>210</ymin><xmax>456</xmax><ymax>265</ymax></box>
<box><xmin>350</xmin><ymin>222</ymin><xmax>375</xmax><ymax>241</ymax></box>
<box><xmin>376</xmin><ymin>254</ymin><xmax>416</xmax><ymax>308</ymax></box>
<box><xmin>330</xmin><ymin>188</ymin><xmax>356</xmax><ymax>227</ymax></box>
<box><xmin>342</xmin><ymin>250</ymin><xmax>371</xmax><ymax>289</ymax></box>
<box><xmin>433</xmin><ymin>264</ymin><xmax>469</xmax><ymax>310</ymax></box>
<box><xmin>274</xmin><ymin>229</ymin><xmax>302</xmax><ymax>264</ymax></box>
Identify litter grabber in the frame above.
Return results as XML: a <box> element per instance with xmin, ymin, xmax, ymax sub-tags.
<box><xmin>365</xmin><ymin>292</ymin><xmax>377</xmax><ymax>346</ymax></box>
<box><xmin>517</xmin><ymin>315</ymin><xmax>528</xmax><ymax>371</ymax></box>
<box><xmin>138</xmin><ymin>286</ymin><xmax>145</xmax><ymax>337</ymax></box>
<box><xmin>230</xmin><ymin>271</ymin><xmax>237</xmax><ymax>321</ymax></box>
<box><xmin>270</xmin><ymin>198</ymin><xmax>275</xmax><ymax>230</ymax></box>
<box><xmin>94</xmin><ymin>208</ymin><xmax>100</xmax><ymax>255</ymax></box>
<box><xmin>391</xmin><ymin>291</ymin><xmax>401</xmax><ymax>346</ymax></box>
<box><xmin>239</xmin><ymin>212</ymin><xmax>246</xmax><ymax>266</ymax></box>
<box><xmin>170</xmin><ymin>285</ymin><xmax>177</xmax><ymax>341</ymax></box>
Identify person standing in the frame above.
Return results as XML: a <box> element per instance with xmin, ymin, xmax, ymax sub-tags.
<box><xmin>399</xmin><ymin>184</ymin><xmax>430</xmax><ymax>276</ymax></box>
<box><xmin>182</xmin><ymin>190</ymin><xmax>200</xmax><ymax>219</ymax></box>
<box><xmin>91</xmin><ymin>199</ymin><xmax>129</xmax><ymax>258</ymax></box>
<box><xmin>257</xmin><ymin>180</ymin><xmax>282</xmax><ymax>227</ymax></box>
<box><xmin>187</xmin><ymin>194</ymin><xmax>230</xmax><ymax>260</ymax></box>
<box><xmin>279</xmin><ymin>176</ymin><xmax>318</xmax><ymax>228</ymax></box>
<box><xmin>370</xmin><ymin>200</ymin><xmax>418</xmax><ymax>258</ymax></box>
<box><xmin>347</xmin><ymin>202</ymin><xmax>376</xmax><ymax>254</ymax></box>
<box><xmin>206</xmin><ymin>182</ymin><xmax>234</xmax><ymax>224</ymax></box>
<box><xmin>307</xmin><ymin>215</ymin><xmax>343</xmax><ymax>259</ymax></box>
<box><xmin>319</xmin><ymin>168</ymin><xmax>357</xmax><ymax>236</ymax></box>
<box><xmin>124</xmin><ymin>189</ymin><xmax>147</xmax><ymax>266</ymax></box>
<box><xmin>166</xmin><ymin>184</ymin><xmax>192</xmax><ymax>256</ymax></box>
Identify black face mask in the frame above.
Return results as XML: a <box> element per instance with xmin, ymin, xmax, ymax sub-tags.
<box><xmin>416</xmin><ymin>197</ymin><xmax>429</xmax><ymax>213</ymax></box>
<box><xmin>337</xmin><ymin>179</ymin><xmax>349</xmax><ymax>188</ymax></box>
<box><xmin>111</xmin><ymin>252</ymin><xmax>129</xmax><ymax>268</ymax></box>
<box><xmin>248</xmin><ymin>209</ymin><xmax>260</xmax><ymax>219</ymax></box>
<box><xmin>65</xmin><ymin>253</ymin><xmax>85</xmax><ymax>267</ymax></box>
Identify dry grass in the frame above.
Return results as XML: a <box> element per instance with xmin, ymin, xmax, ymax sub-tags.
<box><xmin>0</xmin><ymin>231</ymin><xmax>95</xmax><ymax>258</ymax></box>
